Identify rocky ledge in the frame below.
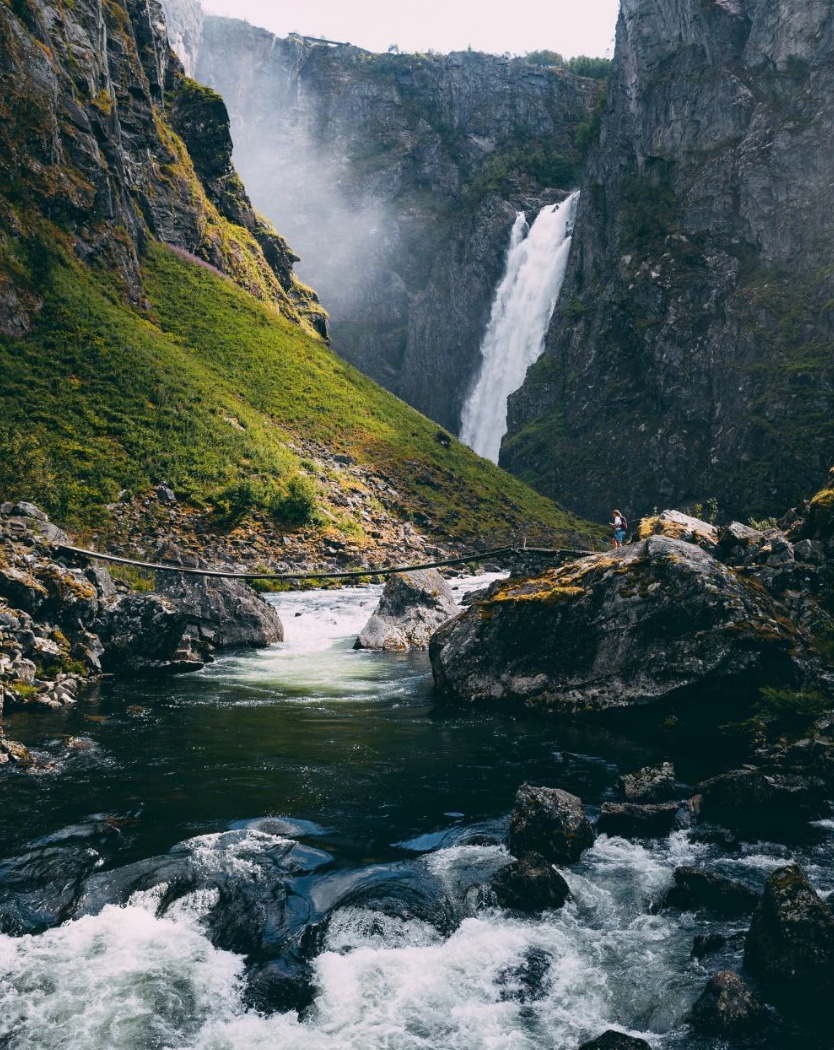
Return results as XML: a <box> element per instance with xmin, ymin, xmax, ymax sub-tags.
<box><xmin>431</xmin><ymin>490</ymin><xmax>834</xmax><ymax>716</ymax></box>
<box><xmin>0</xmin><ymin>502</ymin><xmax>284</xmax><ymax>755</ymax></box>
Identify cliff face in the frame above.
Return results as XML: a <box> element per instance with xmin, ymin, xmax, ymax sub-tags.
<box><xmin>0</xmin><ymin>0</ymin><xmax>324</xmax><ymax>337</ymax></box>
<box><xmin>165</xmin><ymin>10</ymin><xmax>601</xmax><ymax>430</ymax></box>
<box><xmin>504</xmin><ymin>0</ymin><xmax>834</xmax><ymax>520</ymax></box>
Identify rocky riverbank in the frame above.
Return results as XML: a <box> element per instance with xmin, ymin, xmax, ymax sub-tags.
<box><xmin>0</xmin><ymin>500</ymin><xmax>286</xmax><ymax>762</ymax></box>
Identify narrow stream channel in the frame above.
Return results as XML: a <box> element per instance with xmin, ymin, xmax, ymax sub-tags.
<box><xmin>0</xmin><ymin>579</ymin><xmax>831</xmax><ymax>1050</ymax></box>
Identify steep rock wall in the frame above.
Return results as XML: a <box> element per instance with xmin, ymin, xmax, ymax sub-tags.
<box><xmin>504</xmin><ymin>0</ymin><xmax>834</xmax><ymax>520</ymax></box>
<box><xmin>0</xmin><ymin>0</ymin><xmax>324</xmax><ymax>336</ymax></box>
<box><xmin>164</xmin><ymin>9</ymin><xmax>601</xmax><ymax>431</ymax></box>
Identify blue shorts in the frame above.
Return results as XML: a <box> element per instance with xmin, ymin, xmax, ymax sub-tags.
<box><xmin>615</xmin><ymin>529</ymin><xmax>626</xmax><ymax>543</ymax></box>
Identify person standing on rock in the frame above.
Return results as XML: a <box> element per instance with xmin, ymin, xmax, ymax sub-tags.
<box><xmin>610</xmin><ymin>509</ymin><xmax>628</xmax><ymax>548</ymax></box>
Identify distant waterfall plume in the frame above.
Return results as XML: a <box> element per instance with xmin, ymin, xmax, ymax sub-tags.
<box><xmin>459</xmin><ymin>192</ymin><xmax>579</xmax><ymax>462</ymax></box>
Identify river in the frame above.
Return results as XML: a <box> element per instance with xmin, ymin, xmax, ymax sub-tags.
<box><xmin>0</xmin><ymin>579</ymin><xmax>831</xmax><ymax>1050</ymax></box>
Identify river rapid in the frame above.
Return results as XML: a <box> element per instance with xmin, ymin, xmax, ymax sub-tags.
<box><xmin>0</xmin><ymin>578</ymin><xmax>831</xmax><ymax>1050</ymax></box>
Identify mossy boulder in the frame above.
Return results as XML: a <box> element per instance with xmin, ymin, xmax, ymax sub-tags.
<box><xmin>430</xmin><ymin>536</ymin><xmax>809</xmax><ymax>714</ymax></box>
<box><xmin>743</xmin><ymin>864</ymin><xmax>834</xmax><ymax>1020</ymax></box>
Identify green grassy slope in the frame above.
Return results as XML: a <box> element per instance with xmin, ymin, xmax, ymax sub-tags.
<box><xmin>0</xmin><ymin>240</ymin><xmax>601</xmax><ymax>547</ymax></box>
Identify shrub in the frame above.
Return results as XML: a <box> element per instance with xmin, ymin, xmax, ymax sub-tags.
<box><xmin>269</xmin><ymin>473</ymin><xmax>319</xmax><ymax>527</ymax></box>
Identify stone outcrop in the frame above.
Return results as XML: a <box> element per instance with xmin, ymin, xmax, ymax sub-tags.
<box><xmin>489</xmin><ymin>852</ymin><xmax>571</xmax><ymax>913</ymax></box>
<box><xmin>696</xmin><ymin>767</ymin><xmax>829</xmax><ymax>839</ymax></box>
<box><xmin>354</xmin><ymin>569</ymin><xmax>460</xmax><ymax>651</ymax></box>
<box><xmin>687</xmin><ymin>971</ymin><xmax>766</xmax><ymax>1036</ymax></box>
<box><xmin>0</xmin><ymin>0</ymin><xmax>324</xmax><ymax>337</ymax></box>
<box><xmin>743</xmin><ymin>864</ymin><xmax>834</xmax><ymax>1017</ymax></box>
<box><xmin>430</xmin><ymin>535</ymin><xmax>810</xmax><ymax>713</ymax></box>
<box><xmin>504</xmin><ymin>0</ymin><xmax>834</xmax><ymax>521</ymax></box>
<box><xmin>161</xmin><ymin>3</ymin><xmax>603</xmax><ymax>431</ymax></box>
<box><xmin>660</xmin><ymin>867</ymin><xmax>759</xmax><ymax>916</ymax></box>
<box><xmin>508</xmin><ymin>784</ymin><xmax>594</xmax><ymax>866</ymax></box>
<box><xmin>155</xmin><ymin>559</ymin><xmax>283</xmax><ymax>650</ymax></box>
<box><xmin>617</xmin><ymin>761</ymin><xmax>676</xmax><ymax>803</ymax></box>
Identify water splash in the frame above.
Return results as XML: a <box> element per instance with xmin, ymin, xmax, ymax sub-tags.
<box><xmin>459</xmin><ymin>192</ymin><xmax>579</xmax><ymax>462</ymax></box>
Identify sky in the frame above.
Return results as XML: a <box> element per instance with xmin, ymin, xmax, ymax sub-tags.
<box><xmin>199</xmin><ymin>0</ymin><xmax>620</xmax><ymax>59</ymax></box>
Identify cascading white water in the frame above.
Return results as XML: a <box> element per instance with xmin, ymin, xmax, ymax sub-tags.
<box><xmin>459</xmin><ymin>192</ymin><xmax>579</xmax><ymax>463</ymax></box>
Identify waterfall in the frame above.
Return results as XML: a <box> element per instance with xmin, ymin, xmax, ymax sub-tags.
<box><xmin>459</xmin><ymin>191</ymin><xmax>579</xmax><ymax>463</ymax></box>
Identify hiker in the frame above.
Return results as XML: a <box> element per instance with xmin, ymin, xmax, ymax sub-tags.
<box><xmin>610</xmin><ymin>509</ymin><xmax>628</xmax><ymax>548</ymax></box>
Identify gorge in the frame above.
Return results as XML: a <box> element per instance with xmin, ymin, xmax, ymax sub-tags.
<box><xmin>0</xmin><ymin>0</ymin><xmax>833</xmax><ymax>1048</ymax></box>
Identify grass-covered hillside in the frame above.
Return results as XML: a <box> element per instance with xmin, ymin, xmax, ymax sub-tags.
<box><xmin>0</xmin><ymin>238</ymin><xmax>600</xmax><ymax>548</ymax></box>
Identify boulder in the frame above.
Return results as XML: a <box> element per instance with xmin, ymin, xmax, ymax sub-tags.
<box><xmin>691</xmin><ymin>933</ymin><xmax>727</xmax><ymax>959</ymax></box>
<box><xmin>355</xmin><ymin>568</ymin><xmax>460</xmax><ymax>651</ymax></box>
<box><xmin>743</xmin><ymin>864</ymin><xmax>834</xmax><ymax>1017</ymax></box>
<box><xmin>660</xmin><ymin>867</ymin><xmax>759</xmax><ymax>916</ymax></box>
<box><xmin>597</xmin><ymin>802</ymin><xmax>679</xmax><ymax>839</ymax></box>
<box><xmin>576</xmin><ymin>1032</ymin><xmax>650</xmax><ymax>1050</ymax></box>
<box><xmin>98</xmin><ymin>593</ymin><xmax>208</xmax><ymax>673</ymax></box>
<box><xmin>618</xmin><ymin>761</ymin><xmax>676</xmax><ymax>803</ymax></box>
<box><xmin>430</xmin><ymin>537</ymin><xmax>808</xmax><ymax>713</ymax></box>
<box><xmin>687</xmin><ymin>971</ymin><xmax>766</xmax><ymax>1035</ymax></box>
<box><xmin>696</xmin><ymin>767</ymin><xmax>829</xmax><ymax>838</ymax></box>
<box><xmin>508</xmin><ymin>784</ymin><xmax>594</xmax><ymax>866</ymax></box>
<box><xmin>489</xmin><ymin>852</ymin><xmax>570</xmax><ymax>913</ymax></box>
<box><xmin>155</xmin><ymin>569</ymin><xmax>283</xmax><ymax>648</ymax></box>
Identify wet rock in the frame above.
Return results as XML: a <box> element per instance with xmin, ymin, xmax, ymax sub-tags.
<box><xmin>490</xmin><ymin>852</ymin><xmax>570</xmax><ymax>913</ymax></box>
<box><xmin>660</xmin><ymin>867</ymin><xmax>759</xmax><ymax>916</ymax></box>
<box><xmin>696</xmin><ymin>767</ymin><xmax>829</xmax><ymax>839</ymax></box>
<box><xmin>597</xmin><ymin>802</ymin><xmax>679</xmax><ymax>839</ymax></box>
<box><xmin>430</xmin><ymin>537</ymin><xmax>810</xmax><ymax>713</ymax></box>
<box><xmin>0</xmin><ymin>734</ymin><xmax>31</xmax><ymax>767</ymax></box>
<box><xmin>687</xmin><ymin>971</ymin><xmax>767</xmax><ymax>1035</ymax></box>
<box><xmin>743</xmin><ymin>864</ymin><xmax>834</xmax><ymax>1017</ymax></box>
<box><xmin>497</xmin><ymin>946</ymin><xmax>553</xmax><ymax>1003</ymax></box>
<box><xmin>354</xmin><ymin>568</ymin><xmax>460</xmax><ymax>651</ymax></box>
<box><xmin>618</xmin><ymin>761</ymin><xmax>676</xmax><ymax>803</ymax></box>
<box><xmin>508</xmin><ymin>784</ymin><xmax>594</xmax><ymax>866</ymax></box>
<box><xmin>576</xmin><ymin>1031</ymin><xmax>651</xmax><ymax>1050</ymax></box>
<box><xmin>691</xmin><ymin>933</ymin><xmax>727</xmax><ymax>959</ymax></box>
<box><xmin>687</xmin><ymin>827</ymin><xmax>741</xmax><ymax>852</ymax></box>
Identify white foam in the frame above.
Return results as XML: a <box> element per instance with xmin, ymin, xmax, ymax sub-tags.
<box><xmin>0</xmin><ymin>831</ymin><xmax>704</xmax><ymax>1050</ymax></box>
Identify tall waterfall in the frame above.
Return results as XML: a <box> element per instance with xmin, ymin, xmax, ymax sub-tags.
<box><xmin>459</xmin><ymin>191</ymin><xmax>579</xmax><ymax>462</ymax></box>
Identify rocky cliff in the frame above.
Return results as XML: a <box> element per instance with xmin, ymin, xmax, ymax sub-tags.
<box><xmin>162</xmin><ymin>5</ymin><xmax>602</xmax><ymax>431</ymax></box>
<box><xmin>504</xmin><ymin>0</ymin><xmax>834</xmax><ymax>521</ymax></box>
<box><xmin>0</xmin><ymin>0</ymin><xmax>325</xmax><ymax>337</ymax></box>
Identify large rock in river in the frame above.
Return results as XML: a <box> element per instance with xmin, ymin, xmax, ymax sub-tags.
<box><xmin>743</xmin><ymin>863</ymin><xmax>834</xmax><ymax>1017</ymax></box>
<box><xmin>430</xmin><ymin>536</ymin><xmax>806</xmax><ymax>713</ymax></box>
<box><xmin>155</xmin><ymin>569</ymin><xmax>284</xmax><ymax>649</ymax></box>
<box><xmin>508</xmin><ymin>784</ymin><xmax>594</xmax><ymax>866</ymax></box>
<box><xmin>355</xmin><ymin>568</ymin><xmax>460</xmax><ymax>651</ymax></box>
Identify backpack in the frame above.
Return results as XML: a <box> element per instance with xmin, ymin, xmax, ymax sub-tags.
<box><xmin>618</xmin><ymin>515</ymin><xmax>628</xmax><ymax>532</ymax></box>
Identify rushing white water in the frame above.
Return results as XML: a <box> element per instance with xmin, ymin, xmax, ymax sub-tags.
<box><xmin>2</xmin><ymin>582</ymin><xmax>831</xmax><ymax>1050</ymax></box>
<box><xmin>459</xmin><ymin>192</ymin><xmax>579</xmax><ymax>462</ymax></box>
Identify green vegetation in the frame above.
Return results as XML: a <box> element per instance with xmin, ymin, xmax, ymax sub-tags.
<box><xmin>619</xmin><ymin>171</ymin><xmax>680</xmax><ymax>251</ymax></box>
<box><xmin>756</xmin><ymin>686</ymin><xmax>829</xmax><ymax>736</ymax></box>
<box><xmin>464</xmin><ymin>139</ymin><xmax>580</xmax><ymax>210</ymax></box>
<box><xmin>566</xmin><ymin>56</ymin><xmax>613</xmax><ymax>80</ymax></box>
<box><xmin>0</xmin><ymin>235</ymin><xmax>600</xmax><ymax>547</ymax></box>
<box><xmin>108</xmin><ymin>563</ymin><xmax>156</xmax><ymax>593</ymax></box>
<box><xmin>524</xmin><ymin>52</ymin><xmax>612</xmax><ymax>80</ymax></box>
